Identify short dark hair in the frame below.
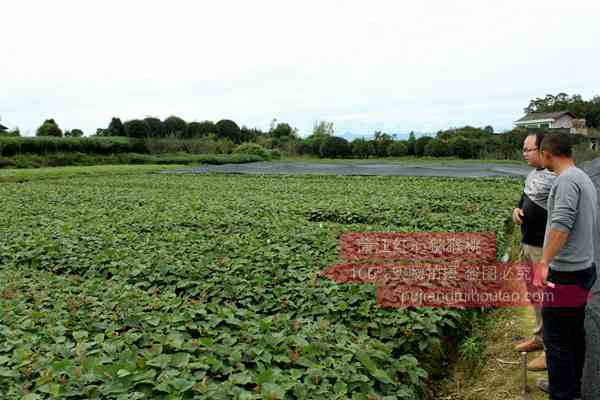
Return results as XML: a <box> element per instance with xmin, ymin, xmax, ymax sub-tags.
<box><xmin>527</xmin><ymin>131</ymin><xmax>546</xmax><ymax>149</ymax></box>
<box><xmin>541</xmin><ymin>133</ymin><xmax>573</xmax><ymax>158</ymax></box>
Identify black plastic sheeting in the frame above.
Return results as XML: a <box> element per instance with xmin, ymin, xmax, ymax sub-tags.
<box><xmin>163</xmin><ymin>161</ymin><xmax>533</xmax><ymax>178</ymax></box>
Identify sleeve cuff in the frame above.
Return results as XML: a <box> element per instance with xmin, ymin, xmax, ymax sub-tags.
<box><xmin>550</xmin><ymin>221</ymin><xmax>571</xmax><ymax>234</ymax></box>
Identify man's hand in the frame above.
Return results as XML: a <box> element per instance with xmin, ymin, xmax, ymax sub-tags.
<box><xmin>512</xmin><ymin>208</ymin><xmax>524</xmax><ymax>225</ymax></box>
<box><xmin>532</xmin><ymin>260</ymin><xmax>549</xmax><ymax>288</ymax></box>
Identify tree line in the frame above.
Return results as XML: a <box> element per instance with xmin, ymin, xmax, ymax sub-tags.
<box><xmin>2</xmin><ymin>92</ymin><xmax>596</xmax><ymax>160</ymax></box>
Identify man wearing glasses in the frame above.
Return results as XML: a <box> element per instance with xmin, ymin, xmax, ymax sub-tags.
<box><xmin>512</xmin><ymin>131</ymin><xmax>556</xmax><ymax>371</ymax></box>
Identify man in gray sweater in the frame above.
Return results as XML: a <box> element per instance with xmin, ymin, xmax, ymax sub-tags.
<box><xmin>533</xmin><ymin>133</ymin><xmax>598</xmax><ymax>399</ymax></box>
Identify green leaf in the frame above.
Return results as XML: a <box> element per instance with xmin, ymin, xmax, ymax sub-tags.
<box><xmin>116</xmin><ymin>369</ymin><xmax>131</xmax><ymax>378</ymax></box>
<box><xmin>170</xmin><ymin>377</ymin><xmax>196</xmax><ymax>392</ymax></box>
<box><xmin>171</xmin><ymin>353</ymin><xmax>190</xmax><ymax>368</ymax></box>
<box><xmin>146</xmin><ymin>354</ymin><xmax>171</xmax><ymax>369</ymax></box>
<box><xmin>261</xmin><ymin>383</ymin><xmax>286</xmax><ymax>399</ymax></box>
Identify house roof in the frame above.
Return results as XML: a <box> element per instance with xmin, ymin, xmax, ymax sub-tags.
<box><xmin>0</xmin><ymin>123</ymin><xmax>8</xmax><ymax>131</ymax></box>
<box><xmin>515</xmin><ymin>111</ymin><xmax>576</xmax><ymax>123</ymax></box>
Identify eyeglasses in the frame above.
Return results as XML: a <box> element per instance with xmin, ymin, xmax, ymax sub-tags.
<box><xmin>522</xmin><ymin>147</ymin><xmax>538</xmax><ymax>153</ymax></box>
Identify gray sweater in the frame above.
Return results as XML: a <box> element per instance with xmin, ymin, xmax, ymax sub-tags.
<box><xmin>544</xmin><ymin>166</ymin><xmax>598</xmax><ymax>272</ymax></box>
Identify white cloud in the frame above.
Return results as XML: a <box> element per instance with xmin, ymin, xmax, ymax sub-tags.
<box><xmin>2</xmin><ymin>0</ymin><xmax>600</xmax><ymax>136</ymax></box>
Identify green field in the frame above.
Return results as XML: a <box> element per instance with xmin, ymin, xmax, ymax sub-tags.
<box><xmin>0</xmin><ymin>168</ymin><xmax>523</xmax><ymax>399</ymax></box>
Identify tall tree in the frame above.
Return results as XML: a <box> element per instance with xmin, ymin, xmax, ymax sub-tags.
<box><xmin>144</xmin><ymin>117</ymin><xmax>165</xmax><ymax>137</ymax></box>
<box><xmin>270</xmin><ymin>122</ymin><xmax>297</xmax><ymax>139</ymax></box>
<box><xmin>407</xmin><ymin>131</ymin><xmax>416</xmax><ymax>156</ymax></box>
<box><xmin>124</xmin><ymin>119</ymin><xmax>151</xmax><ymax>138</ymax></box>
<box><xmin>163</xmin><ymin>116</ymin><xmax>187</xmax><ymax>137</ymax></box>
<box><xmin>216</xmin><ymin>119</ymin><xmax>241</xmax><ymax>143</ymax></box>
<box><xmin>313</xmin><ymin>120</ymin><xmax>334</xmax><ymax>136</ymax></box>
<box><xmin>108</xmin><ymin>117</ymin><xmax>125</xmax><ymax>136</ymax></box>
<box><xmin>36</xmin><ymin>119</ymin><xmax>63</xmax><ymax>137</ymax></box>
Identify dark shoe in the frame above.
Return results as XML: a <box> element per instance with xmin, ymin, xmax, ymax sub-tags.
<box><xmin>536</xmin><ymin>378</ymin><xmax>549</xmax><ymax>393</ymax></box>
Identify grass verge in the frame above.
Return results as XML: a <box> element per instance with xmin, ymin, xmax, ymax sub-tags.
<box><xmin>0</xmin><ymin>164</ymin><xmax>183</xmax><ymax>183</ymax></box>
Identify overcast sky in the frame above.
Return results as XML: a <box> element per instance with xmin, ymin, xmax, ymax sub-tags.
<box><xmin>2</xmin><ymin>0</ymin><xmax>600</xmax><ymax>137</ymax></box>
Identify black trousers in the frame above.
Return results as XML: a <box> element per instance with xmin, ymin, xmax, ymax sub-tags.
<box><xmin>542</xmin><ymin>265</ymin><xmax>597</xmax><ymax>400</ymax></box>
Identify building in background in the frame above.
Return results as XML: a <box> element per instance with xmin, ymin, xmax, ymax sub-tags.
<box><xmin>514</xmin><ymin>111</ymin><xmax>589</xmax><ymax>135</ymax></box>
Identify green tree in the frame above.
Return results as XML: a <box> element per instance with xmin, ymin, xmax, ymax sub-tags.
<box><xmin>351</xmin><ymin>138</ymin><xmax>374</xmax><ymax>158</ymax></box>
<box><xmin>124</xmin><ymin>119</ymin><xmax>151</xmax><ymax>138</ymax></box>
<box><xmin>319</xmin><ymin>135</ymin><xmax>351</xmax><ymax>158</ymax></box>
<box><xmin>407</xmin><ymin>131</ymin><xmax>416</xmax><ymax>155</ymax></box>
<box><xmin>270</xmin><ymin>122</ymin><xmax>297</xmax><ymax>139</ymax></box>
<box><xmin>36</xmin><ymin>119</ymin><xmax>63</xmax><ymax>137</ymax></box>
<box><xmin>387</xmin><ymin>141</ymin><xmax>408</xmax><ymax>157</ymax></box>
<box><xmin>108</xmin><ymin>117</ymin><xmax>125</xmax><ymax>136</ymax></box>
<box><xmin>240</xmin><ymin>126</ymin><xmax>264</xmax><ymax>142</ymax></box>
<box><xmin>313</xmin><ymin>120</ymin><xmax>334</xmax><ymax>136</ymax></box>
<box><xmin>64</xmin><ymin>129</ymin><xmax>84</xmax><ymax>137</ymax></box>
<box><xmin>199</xmin><ymin>121</ymin><xmax>218</xmax><ymax>136</ymax></box>
<box><xmin>424</xmin><ymin>139</ymin><xmax>450</xmax><ymax>157</ymax></box>
<box><xmin>163</xmin><ymin>116</ymin><xmax>187</xmax><ymax>137</ymax></box>
<box><xmin>484</xmin><ymin>125</ymin><xmax>494</xmax><ymax>134</ymax></box>
<box><xmin>449</xmin><ymin>136</ymin><xmax>474</xmax><ymax>159</ymax></box>
<box><xmin>415</xmin><ymin>136</ymin><xmax>433</xmax><ymax>156</ymax></box>
<box><xmin>436</xmin><ymin>126</ymin><xmax>492</xmax><ymax>140</ymax></box>
<box><xmin>523</xmin><ymin>93</ymin><xmax>600</xmax><ymax>128</ymax></box>
<box><xmin>371</xmin><ymin>131</ymin><xmax>394</xmax><ymax>157</ymax></box>
<box><xmin>144</xmin><ymin>117</ymin><xmax>165</xmax><ymax>138</ymax></box>
<box><xmin>216</xmin><ymin>119</ymin><xmax>241</xmax><ymax>143</ymax></box>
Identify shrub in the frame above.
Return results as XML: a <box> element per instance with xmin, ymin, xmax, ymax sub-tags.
<box><xmin>233</xmin><ymin>143</ymin><xmax>270</xmax><ymax>160</ymax></box>
<box><xmin>270</xmin><ymin>149</ymin><xmax>282</xmax><ymax>159</ymax></box>
<box><xmin>0</xmin><ymin>137</ymin><xmax>146</xmax><ymax>156</ymax></box>
<box><xmin>216</xmin><ymin>138</ymin><xmax>235</xmax><ymax>154</ymax></box>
